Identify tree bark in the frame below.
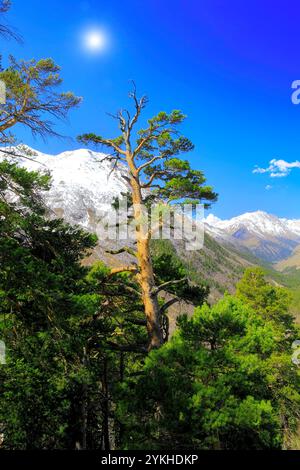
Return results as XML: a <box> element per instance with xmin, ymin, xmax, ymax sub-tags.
<box><xmin>129</xmin><ymin>167</ymin><xmax>163</xmax><ymax>350</ymax></box>
<box><xmin>136</xmin><ymin>236</ymin><xmax>163</xmax><ymax>349</ymax></box>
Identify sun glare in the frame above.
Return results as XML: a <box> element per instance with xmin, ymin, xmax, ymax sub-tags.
<box><xmin>83</xmin><ymin>29</ymin><xmax>107</xmax><ymax>52</ymax></box>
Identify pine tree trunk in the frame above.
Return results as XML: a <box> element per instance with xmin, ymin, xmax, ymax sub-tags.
<box><xmin>137</xmin><ymin>236</ymin><xmax>163</xmax><ymax>349</ymax></box>
<box><xmin>130</xmin><ymin>173</ymin><xmax>163</xmax><ymax>350</ymax></box>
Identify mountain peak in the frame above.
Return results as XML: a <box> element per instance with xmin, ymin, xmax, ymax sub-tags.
<box><xmin>2</xmin><ymin>145</ymin><xmax>300</xmax><ymax>264</ymax></box>
<box><xmin>205</xmin><ymin>214</ymin><xmax>222</xmax><ymax>225</ymax></box>
<box><xmin>205</xmin><ymin>210</ymin><xmax>300</xmax><ymax>263</ymax></box>
<box><xmin>0</xmin><ymin>146</ymin><xmax>129</xmax><ymax>230</ymax></box>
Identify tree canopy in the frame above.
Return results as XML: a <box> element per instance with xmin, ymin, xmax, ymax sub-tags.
<box><xmin>0</xmin><ymin>57</ymin><xmax>81</xmax><ymax>144</ymax></box>
<box><xmin>116</xmin><ymin>279</ymin><xmax>300</xmax><ymax>450</ymax></box>
<box><xmin>79</xmin><ymin>87</ymin><xmax>217</xmax><ymax>350</ymax></box>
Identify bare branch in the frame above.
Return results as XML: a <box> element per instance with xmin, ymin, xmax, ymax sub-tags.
<box><xmin>121</xmin><ymin>174</ymin><xmax>131</xmax><ymax>184</ymax></box>
<box><xmin>109</xmin><ymin>265</ymin><xmax>139</xmax><ymax>276</ymax></box>
<box><xmin>154</xmin><ymin>278</ymin><xmax>188</xmax><ymax>295</ymax></box>
<box><xmin>85</xmin><ymin>135</ymin><xmax>127</xmax><ymax>156</ymax></box>
<box><xmin>137</xmin><ymin>155</ymin><xmax>164</xmax><ymax>174</ymax></box>
<box><xmin>127</xmin><ymin>81</ymin><xmax>149</xmax><ymax>132</ymax></box>
<box><xmin>160</xmin><ymin>297</ymin><xmax>181</xmax><ymax>315</ymax></box>
<box><xmin>0</xmin><ymin>147</ymin><xmax>48</xmax><ymax>167</ymax></box>
<box><xmin>141</xmin><ymin>171</ymin><xmax>164</xmax><ymax>188</ymax></box>
<box><xmin>100</xmin><ymin>152</ymin><xmax>127</xmax><ymax>164</ymax></box>
<box><xmin>119</xmin><ymin>285</ymin><xmax>142</xmax><ymax>297</ymax></box>
<box><xmin>0</xmin><ymin>0</ymin><xmax>22</xmax><ymax>42</ymax></box>
<box><xmin>106</xmin><ymin>247</ymin><xmax>137</xmax><ymax>257</ymax></box>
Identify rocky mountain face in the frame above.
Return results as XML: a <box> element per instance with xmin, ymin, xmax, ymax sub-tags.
<box><xmin>0</xmin><ymin>146</ymin><xmax>135</xmax><ymax>266</ymax></box>
<box><xmin>2</xmin><ymin>146</ymin><xmax>300</xmax><ymax>273</ymax></box>
<box><xmin>1</xmin><ymin>146</ymin><xmax>129</xmax><ymax>229</ymax></box>
<box><xmin>205</xmin><ymin>211</ymin><xmax>300</xmax><ymax>263</ymax></box>
<box><xmin>2</xmin><ymin>146</ymin><xmax>300</xmax><ymax>329</ymax></box>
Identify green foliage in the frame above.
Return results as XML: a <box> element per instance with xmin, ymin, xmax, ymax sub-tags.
<box><xmin>0</xmin><ymin>160</ymin><xmax>140</xmax><ymax>447</ymax></box>
<box><xmin>0</xmin><ymin>160</ymin><xmax>149</xmax><ymax>450</ymax></box>
<box><xmin>151</xmin><ymin>239</ymin><xmax>209</xmax><ymax>304</ymax></box>
<box><xmin>0</xmin><ymin>58</ymin><xmax>299</xmax><ymax>450</ymax></box>
<box><xmin>137</xmin><ymin>112</ymin><xmax>218</xmax><ymax>206</ymax></box>
<box><xmin>236</xmin><ymin>267</ymin><xmax>295</xmax><ymax>329</ymax></box>
<box><xmin>117</xmin><ymin>294</ymin><xmax>300</xmax><ymax>449</ymax></box>
<box><xmin>1</xmin><ymin>160</ymin><xmax>300</xmax><ymax>451</ymax></box>
<box><xmin>0</xmin><ymin>56</ymin><xmax>81</xmax><ymax>142</ymax></box>
<box><xmin>78</xmin><ymin>91</ymin><xmax>218</xmax><ymax>209</ymax></box>
<box><xmin>0</xmin><ymin>160</ymin><xmax>99</xmax><ymax>448</ymax></box>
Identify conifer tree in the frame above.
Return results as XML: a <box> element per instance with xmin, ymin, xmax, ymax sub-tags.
<box><xmin>117</xmin><ymin>293</ymin><xmax>300</xmax><ymax>450</ymax></box>
<box><xmin>79</xmin><ymin>86</ymin><xmax>217</xmax><ymax>349</ymax></box>
<box><xmin>0</xmin><ymin>57</ymin><xmax>81</xmax><ymax>145</ymax></box>
<box><xmin>236</xmin><ymin>267</ymin><xmax>294</xmax><ymax>329</ymax></box>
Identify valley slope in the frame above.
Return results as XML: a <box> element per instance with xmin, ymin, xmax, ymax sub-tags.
<box><xmin>2</xmin><ymin>146</ymin><xmax>299</xmax><ymax>318</ymax></box>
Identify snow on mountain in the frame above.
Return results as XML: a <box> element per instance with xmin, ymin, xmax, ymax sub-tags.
<box><xmin>0</xmin><ymin>146</ymin><xmax>129</xmax><ymax>230</ymax></box>
<box><xmin>205</xmin><ymin>211</ymin><xmax>300</xmax><ymax>238</ymax></box>
<box><xmin>206</xmin><ymin>210</ymin><xmax>300</xmax><ymax>240</ymax></box>
<box><xmin>205</xmin><ymin>211</ymin><xmax>300</xmax><ymax>263</ymax></box>
<box><xmin>281</xmin><ymin>218</ymin><xmax>300</xmax><ymax>237</ymax></box>
<box><xmin>2</xmin><ymin>145</ymin><xmax>300</xmax><ymax>264</ymax></box>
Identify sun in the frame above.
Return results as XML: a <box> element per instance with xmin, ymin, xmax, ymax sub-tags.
<box><xmin>83</xmin><ymin>30</ymin><xmax>106</xmax><ymax>52</ymax></box>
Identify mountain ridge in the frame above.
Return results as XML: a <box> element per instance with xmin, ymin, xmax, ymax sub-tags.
<box><xmin>205</xmin><ymin>210</ymin><xmax>300</xmax><ymax>263</ymax></box>
<box><xmin>2</xmin><ymin>145</ymin><xmax>300</xmax><ymax>268</ymax></box>
<box><xmin>2</xmin><ymin>145</ymin><xmax>300</xmax><ymax>319</ymax></box>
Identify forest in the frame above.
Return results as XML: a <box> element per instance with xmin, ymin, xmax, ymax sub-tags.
<box><xmin>0</xmin><ymin>0</ymin><xmax>300</xmax><ymax>452</ymax></box>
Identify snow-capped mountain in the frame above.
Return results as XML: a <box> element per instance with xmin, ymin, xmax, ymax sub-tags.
<box><xmin>205</xmin><ymin>211</ymin><xmax>300</xmax><ymax>240</ymax></box>
<box><xmin>2</xmin><ymin>145</ymin><xmax>300</xmax><ymax>265</ymax></box>
<box><xmin>205</xmin><ymin>211</ymin><xmax>300</xmax><ymax>263</ymax></box>
<box><xmin>0</xmin><ymin>146</ymin><xmax>129</xmax><ymax>231</ymax></box>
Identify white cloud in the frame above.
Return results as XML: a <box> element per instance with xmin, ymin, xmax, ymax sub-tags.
<box><xmin>253</xmin><ymin>159</ymin><xmax>300</xmax><ymax>178</ymax></box>
<box><xmin>265</xmin><ymin>185</ymin><xmax>272</xmax><ymax>190</ymax></box>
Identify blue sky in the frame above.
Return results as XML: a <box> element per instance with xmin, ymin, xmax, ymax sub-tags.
<box><xmin>3</xmin><ymin>0</ymin><xmax>300</xmax><ymax>219</ymax></box>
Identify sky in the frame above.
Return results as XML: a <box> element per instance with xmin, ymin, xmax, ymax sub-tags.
<box><xmin>2</xmin><ymin>0</ymin><xmax>300</xmax><ymax>219</ymax></box>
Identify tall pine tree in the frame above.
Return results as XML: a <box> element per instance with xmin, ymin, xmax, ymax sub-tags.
<box><xmin>79</xmin><ymin>86</ymin><xmax>217</xmax><ymax>350</ymax></box>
